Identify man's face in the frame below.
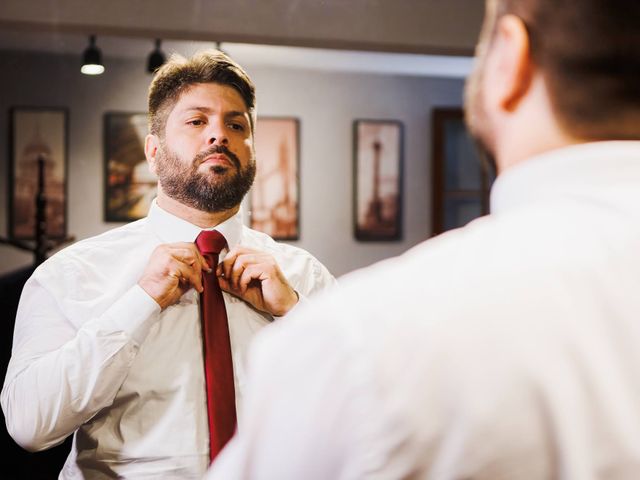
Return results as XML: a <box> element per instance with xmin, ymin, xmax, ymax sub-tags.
<box><xmin>154</xmin><ymin>82</ymin><xmax>256</xmax><ymax>213</ymax></box>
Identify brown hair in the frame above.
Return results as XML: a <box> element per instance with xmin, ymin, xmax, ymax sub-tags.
<box><xmin>487</xmin><ymin>0</ymin><xmax>640</xmax><ymax>139</ymax></box>
<box><xmin>148</xmin><ymin>49</ymin><xmax>256</xmax><ymax>136</ymax></box>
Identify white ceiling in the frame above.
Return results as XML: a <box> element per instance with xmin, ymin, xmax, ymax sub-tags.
<box><xmin>0</xmin><ymin>28</ymin><xmax>475</xmax><ymax>79</ymax></box>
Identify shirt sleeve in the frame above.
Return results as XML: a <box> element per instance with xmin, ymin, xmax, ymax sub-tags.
<box><xmin>0</xmin><ymin>275</ymin><xmax>160</xmax><ymax>452</ymax></box>
<box><xmin>274</xmin><ymin>256</ymin><xmax>337</xmax><ymax>320</ymax></box>
<box><xmin>291</xmin><ymin>253</ymin><xmax>338</xmax><ymax>299</ymax></box>
<box><xmin>308</xmin><ymin>257</ymin><xmax>338</xmax><ymax>294</ymax></box>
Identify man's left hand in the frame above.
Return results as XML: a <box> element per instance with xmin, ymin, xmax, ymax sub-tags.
<box><xmin>216</xmin><ymin>246</ymin><xmax>298</xmax><ymax>316</ymax></box>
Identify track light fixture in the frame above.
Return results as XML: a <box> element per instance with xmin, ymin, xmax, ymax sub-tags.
<box><xmin>147</xmin><ymin>39</ymin><xmax>166</xmax><ymax>74</ymax></box>
<box><xmin>215</xmin><ymin>42</ymin><xmax>227</xmax><ymax>55</ymax></box>
<box><xmin>81</xmin><ymin>35</ymin><xmax>105</xmax><ymax>75</ymax></box>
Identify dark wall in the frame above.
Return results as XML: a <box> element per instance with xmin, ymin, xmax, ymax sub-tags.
<box><xmin>0</xmin><ymin>267</ymin><xmax>72</xmax><ymax>479</ymax></box>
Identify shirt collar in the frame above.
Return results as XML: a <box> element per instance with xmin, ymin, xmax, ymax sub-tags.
<box><xmin>147</xmin><ymin>199</ymin><xmax>243</xmax><ymax>250</ymax></box>
<box><xmin>490</xmin><ymin>141</ymin><xmax>640</xmax><ymax>215</ymax></box>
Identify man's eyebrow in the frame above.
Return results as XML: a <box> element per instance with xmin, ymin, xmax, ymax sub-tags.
<box><xmin>179</xmin><ymin>107</ymin><xmax>248</xmax><ymax>117</ymax></box>
<box><xmin>180</xmin><ymin>106</ymin><xmax>213</xmax><ymax>114</ymax></box>
<box><xmin>224</xmin><ymin>110</ymin><xmax>249</xmax><ymax>119</ymax></box>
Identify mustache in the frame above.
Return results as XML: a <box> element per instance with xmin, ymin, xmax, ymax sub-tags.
<box><xmin>194</xmin><ymin>145</ymin><xmax>241</xmax><ymax>170</ymax></box>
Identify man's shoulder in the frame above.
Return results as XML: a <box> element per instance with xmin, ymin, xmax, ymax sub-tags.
<box><xmin>267</xmin><ymin>212</ymin><xmax>551</xmax><ymax>390</ymax></box>
<box><xmin>239</xmin><ymin>226</ymin><xmax>335</xmax><ymax>291</ymax></box>
<box><xmin>314</xmin><ymin>210</ymin><xmax>548</xmax><ymax>331</ymax></box>
<box><xmin>38</xmin><ymin>218</ymin><xmax>152</xmax><ymax>275</ymax></box>
<box><xmin>240</xmin><ymin>226</ymin><xmax>320</xmax><ymax>261</ymax></box>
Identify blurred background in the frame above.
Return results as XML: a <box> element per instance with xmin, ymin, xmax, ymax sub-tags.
<box><xmin>0</xmin><ymin>2</ymin><xmax>490</xmax><ymax>476</ymax></box>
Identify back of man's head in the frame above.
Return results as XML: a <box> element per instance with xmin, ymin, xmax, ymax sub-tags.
<box><xmin>485</xmin><ymin>0</ymin><xmax>640</xmax><ymax>140</ymax></box>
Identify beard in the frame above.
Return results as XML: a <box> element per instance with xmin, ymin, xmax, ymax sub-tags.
<box><xmin>155</xmin><ymin>143</ymin><xmax>256</xmax><ymax>213</ymax></box>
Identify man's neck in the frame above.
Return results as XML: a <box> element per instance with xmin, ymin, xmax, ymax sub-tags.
<box><xmin>495</xmin><ymin>75</ymin><xmax>583</xmax><ymax>174</ymax></box>
<box><xmin>156</xmin><ymin>191</ymin><xmax>239</xmax><ymax>229</ymax></box>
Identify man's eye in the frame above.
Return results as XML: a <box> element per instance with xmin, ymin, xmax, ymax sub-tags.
<box><xmin>188</xmin><ymin>119</ymin><xmax>205</xmax><ymax>126</ymax></box>
<box><xmin>229</xmin><ymin>123</ymin><xmax>245</xmax><ymax>131</ymax></box>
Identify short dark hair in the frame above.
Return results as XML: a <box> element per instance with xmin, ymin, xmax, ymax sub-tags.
<box><xmin>489</xmin><ymin>0</ymin><xmax>640</xmax><ymax>140</ymax></box>
<box><xmin>148</xmin><ymin>49</ymin><xmax>256</xmax><ymax>136</ymax></box>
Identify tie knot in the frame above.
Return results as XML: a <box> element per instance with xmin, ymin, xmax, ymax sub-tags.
<box><xmin>196</xmin><ymin>230</ymin><xmax>227</xmax><ymax>255</ymax></box>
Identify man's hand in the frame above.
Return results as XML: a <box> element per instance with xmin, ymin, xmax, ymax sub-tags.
<box><xmin>217</xmin><ymin>246</ymin><xmax>298</xmax><ymax>317</ymax></box>
<box><xmin>138</xmin><ymin>243</ymin><xmax>211</xmax><ymax>309</ymax></box>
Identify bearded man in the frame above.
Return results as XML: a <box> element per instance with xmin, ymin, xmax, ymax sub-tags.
<box><xmin>205</xmin><ymin>0</ymin><xmax>640</xmax><ymax>478</ymax></box>
<box><xmin>1</xmin><ymin>50</ymin><xmax>335</xmax><ymax>479</ymax></box>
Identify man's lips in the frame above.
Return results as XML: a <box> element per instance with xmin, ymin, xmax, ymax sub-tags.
<box><xmin>200</xmin><ymin>154</ymin><xmax>232</xmax><ymax>168</ymax></box>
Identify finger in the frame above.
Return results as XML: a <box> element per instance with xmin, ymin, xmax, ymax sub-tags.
<box><xmin>217</xmin><ymin>273</ymin><xmax>232</xmax><ymax>294</ymax></box>
<box><xmin>219</xmin><ymin>246</ymin><xmax>263</xmax><ymax>277</ymax></box>
<box><xmin>190</xmin><ymin>259</ymin><xmax>204</xmax><ymax>293</ymax></box>
<box><xmin>166</xmin><ymin>268</ymin><xmax>181</xmax><ymax>285</ymax></box>
<box><xmin>192</xmin><ymin>246</ymin><xmax>212</xmax><ymax>273</ymax></box>
<box><xmin>186</xmin><ymin>244</ymin><xmax>212</xmax><ymax>274</ymax></box>
<box><xmin>228</xmin><ymin>253</ymin><xmax>263</xmax><ymax>289</ymax></box>
<box><xmin>184</xmin><ymin>260</ymin><xmax>205</xmax><ymax>293</ymax></box>
<box><xmin>169</xmin><ymin>245</ymin><xmax>200</xmax><ymax>267</ymax></box>
<box><xmin>219</xmin><ymin>250</ymin><xmax>240</xmax><ymax>280</ymax></box>
<box><xmin>169</xmin><ymin>260</ymin><xmax>203</xmax><ymax>294</ymax></box>
<box><xmin>229</xmin><ymin>259</ymin><xmax>245</xmax><ymax>291</ymax></box>
<box><xmin>231</xmin><ymin>254</ymin><xmax>270</xmax><ymax>290</ymax></box>
<box><xmin>168</xmin><ymin>246</ymin><xmax>206</xmax><ymax>292</ymax></box>
<box><xmin>165</xmin><ymin>263</ymin><xmax>189</xmax><ymax>291</ymax></box>
<box><xmin>238</xmin><ymin>264</ymin><xmax>268</xmax><ymax>294</ymax></box>
<box><xmin>226</xmin><ymin>246</ymin><xmax>261</xmax><ymax>256</ymax></box>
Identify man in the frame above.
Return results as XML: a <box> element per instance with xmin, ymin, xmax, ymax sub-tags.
<box><xmin>1</xmin><ymin>50</ymin><xmax>335</xmax><ymax>478</ymax></box>
<box><xmin>207</xmin><ymin>0</ymin><xmax>640</xmax><ymax>478</ymax></box>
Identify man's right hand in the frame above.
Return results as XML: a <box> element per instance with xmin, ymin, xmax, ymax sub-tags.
<box><xmin>138</xmin><ymin>243</ymin><xmax>211</xmax><ymax>309</ymax></box>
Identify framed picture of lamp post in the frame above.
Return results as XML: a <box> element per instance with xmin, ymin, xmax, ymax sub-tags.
<box><xmin>250</xmin><ymin>116</ymin><xmax>300</xmax><ymax>240</ymax></box>
<box><xmin>104</xmin><ymin>112</ymin><xmax>157</xmax><ymax>222</ymax></box>
<box><xmin>353</xmin><ymin>119</ymin><xmax>403</xmax><ymax>241</ymax></box>
<box><xmin>8</xmin><ymin>107</ymin><xmax>68</xmax><ymax>240</ymax></box>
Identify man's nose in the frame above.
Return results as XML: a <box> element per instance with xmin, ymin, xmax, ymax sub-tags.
<box><xmin>206</xmin><ymin>120</ymin><xmax>229</xmax><ymax>146</ymax></box>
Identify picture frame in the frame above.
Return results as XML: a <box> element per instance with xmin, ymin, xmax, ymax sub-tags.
<box><xmin>250</xmin><ymin>117</ymin><xmax>300</xmax><ymax>240</ymax></box>
<box><xmin>431</xmin><ymin>108</ymin><xmax>495</xmax><ymax>235</ymax></box>
<box><xmin>353</xmin><ymin>119</ymin><xmax>403</xmax><ymax>241</ymax></box>
<box><xmin>8</xmin><ymin>107</ymin><xmax>68</xmax><ymax>240</ymax></box>
<box><xmin>104</xmin><ymin>112</ymin><xmax>157</xmax><ymax>222</ymax></box>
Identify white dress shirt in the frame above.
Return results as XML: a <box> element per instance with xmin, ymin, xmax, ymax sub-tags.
<box><xmin>1</xmin><ymin>201</ymin><xmax>335</xmax><ymax>479</ymax></box>
<box><xmin>207</xmin><ymin>141</ymin><xmax>640</xmax><ymax>480</ymax></box>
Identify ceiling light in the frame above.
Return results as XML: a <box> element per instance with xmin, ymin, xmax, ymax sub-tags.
<box><xmin>147</xmin><ymin>39</ymin><xmax>166</xmax><ymax>73</ymax></box>
<box><xmin>216</xmin><ymin>42</ymin><xmax>227</xmax><ymax>55</ymax></box>
<box><xmin>81</xmin><ymin>35</ymin><xmax>105</xmax><ymax>75</ymax></box>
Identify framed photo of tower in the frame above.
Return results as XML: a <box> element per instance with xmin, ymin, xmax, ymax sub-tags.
<box><xmin>353</xmin><ymin>119</ymin><xmax>403</xmax><ymax>241</ymax></box>
<box><xmin>104</xmin><ymin>112</ymin><xmax>157</xmax><ymax>222</ymax></box>
<box><xmin>250</xmin><ymin>117</ymin><xmax>300</xmax><ymax>241</ymax></box>
<box><xmin>8</xmin><ymin>107</ymin><xmax>68</xmax><ymax>240</ymax></box>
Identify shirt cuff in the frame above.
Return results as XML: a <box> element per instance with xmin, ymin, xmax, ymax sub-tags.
<box><xmin>101</xmin><ymin>284</ymin><xmax>161</xmax><ymax>345</ymax></box>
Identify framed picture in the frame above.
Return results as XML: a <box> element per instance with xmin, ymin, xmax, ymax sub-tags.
<box><xmin>353</xmin><ymin>119</ymin><xmax>403</xmax><ymax>241</ymax></box>
<box><xmin>8</xmin><ymin>107</ymin><xmax>68</xmax><ymax>240</ymax></box>
<box><xmin>104</xmin><ymin>112</ymin><xmax>157</xmax><ymax>222</ymax></box>
<box><xmin>431</xmin><ymin>108</ymin><xmax>495</xmax><ymax>235</ymax></box>
<box><xmin>250</xmin><ymin>117</ymin><xmax>300</xmax><ymax>240</ymax></box>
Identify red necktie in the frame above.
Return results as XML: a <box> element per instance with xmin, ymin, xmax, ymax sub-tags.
<box><xmin>195</xmin><ymin>230</ymin><xmax>237</xmax><ymax>462</ymax></box>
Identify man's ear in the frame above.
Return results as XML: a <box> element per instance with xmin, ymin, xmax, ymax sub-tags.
<box><xmin>488</xmin><ymin>14</ymin><xmax>534</xmax><ymax>113</ymax></box>
<box><xmin>145</xmin><ymin>134</ymin><xmax>160</xmax><ymax>176</ymax></box>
